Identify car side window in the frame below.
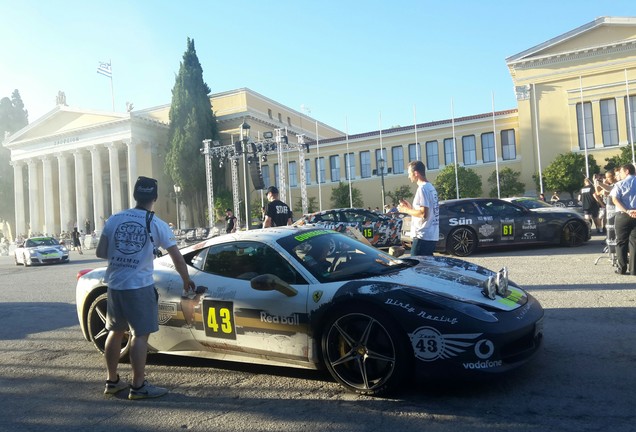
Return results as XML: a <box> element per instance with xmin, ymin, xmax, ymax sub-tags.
<box><xmin>200</xmin><ymin>241</ymin><xmax>304</xmax><ymax>284</ymax></box>
<box><xmin>478</xmin><ymin>200</ymin><xmax>524</xmax><ymax>217</ymax></box>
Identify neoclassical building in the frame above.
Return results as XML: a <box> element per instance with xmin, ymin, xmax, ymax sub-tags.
<box><xmin>3</xmin><ymin>16</ymin><xmax>636</xmax><ymax>236</ymax></box>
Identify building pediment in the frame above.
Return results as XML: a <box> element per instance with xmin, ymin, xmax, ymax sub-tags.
<box><xmin>4</xmin><ymin>105</ymin><xmax>129</xmax><ymax>147</ymax></box>
<box><xmin>506</xmin><ymin>16</ymin><xmax>636</xmax><ymax>66</ymax></box>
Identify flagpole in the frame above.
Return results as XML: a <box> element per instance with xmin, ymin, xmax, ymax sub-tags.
<box><xmin>109</xmin><ymin>59</ymin><xmax>114</xmax><ymax>111</ymax></box>
<box><xmin>492</xmin><ymin>92</ymin><xmax>501</xmax><ymax>198</ymax></box>
<box><xmin>315</xmin><ymin>120</ymin><xmax>322</xmax><ymax>211</ymax></box>
<box><xmin>379</xmin><ymin>112</ymin><xmax>385</xmax><ymax>209</ymax></box>
<box><xmin>579</xmin><ymin>76</ymin><xmax>590</xmax><ymax>179</ymax></box>
<box><xmin>346</xmin><ymin>117</ymin><xmax>353</xmax><ymax>208</ymax></box>
<box><xmin>626</xmin><ymin>69</ymin><xmax>635</xmax><ymax>164</ymax></box>
<box><xmin>531</xmin><ymin>85</ymin><xmax>543</xmax><ymax>194</ymax></box>
<box><xmin>451</xmin><ymin>98</ymin><xmax>459</xmax><ymax>199</ymax></box>
<box><xmin>414</xmin><ymin>104</ymin><xmax>419</xmax><ymax>160</ymax></box>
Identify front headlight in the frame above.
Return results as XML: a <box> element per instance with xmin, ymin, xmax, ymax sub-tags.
<box><xmin>28</xmin><ymin>250</ymin><xmax>39</xmax><ymax>256</ymax></box>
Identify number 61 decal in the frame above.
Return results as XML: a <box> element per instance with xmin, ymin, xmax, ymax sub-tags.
<box><xmin>203</xmin><ymin>300</ymin><xmax>236</xmax><ymax>340</ymax></box>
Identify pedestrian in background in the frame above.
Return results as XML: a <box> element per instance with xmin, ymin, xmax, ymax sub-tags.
<box><xmin>610</xmin><ymin>164</ymin><xmax>636</xmax><ymax>275</ymax></box>
<box><xmin>263</xmin><ymin>186</ymin><xmax>292</xmax><ymax>228</ymax></box>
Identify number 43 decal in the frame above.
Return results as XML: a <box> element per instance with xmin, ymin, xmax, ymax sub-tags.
<box><xmin>203</xmin><ymin>300</ymin><xmax>236</xmax><ymax>340</ymax></box>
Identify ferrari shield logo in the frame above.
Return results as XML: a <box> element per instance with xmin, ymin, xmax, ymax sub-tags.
<box><xmin>312</xmin><ymin>290</ymin><xmax>323</xmax><ymax>303</ymax></box>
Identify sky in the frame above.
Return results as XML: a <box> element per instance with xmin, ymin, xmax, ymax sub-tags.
<box><xmin>1</xmin><ymin>1</ymin><xmax>635</xmax><ymax>135</ymax></box>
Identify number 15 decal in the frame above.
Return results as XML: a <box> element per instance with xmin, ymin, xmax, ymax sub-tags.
<box><xmin>203</xmin><ymin>300</ymin><xmax>236</xmax><ymax>340</ymax></box>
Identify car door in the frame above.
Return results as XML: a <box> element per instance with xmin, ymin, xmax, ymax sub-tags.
<box><xmin>186</xmin><ymin>241</ymin><xmax>312</xmax><ymax>362</ymax></box>
<box><xmin>476</xmin><ymin>199</ymin><xmax>538</xmax><ymax>244</ymax></box>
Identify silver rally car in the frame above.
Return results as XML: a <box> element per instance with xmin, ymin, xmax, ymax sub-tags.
<box><xmin>76</xmin><ymin>226</ymin><xmax>543</xmax><ymax>396</ymax></box>
<box><xmin>14</xmin><ymin>236</ymin><xmax>70</xmax><ymax>266</ymax></box>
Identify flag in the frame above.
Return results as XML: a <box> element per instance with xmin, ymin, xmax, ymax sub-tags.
<box><xmin>97</xmin><ymin>61</ymin><xmax>112</xmax><ymax>78</ymax></box>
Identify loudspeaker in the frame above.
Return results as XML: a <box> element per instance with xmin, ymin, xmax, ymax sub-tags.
<box><xmin>250</xmin><ymin>163</ymin><xmax>265</xmax><ymax>190</ymax></box>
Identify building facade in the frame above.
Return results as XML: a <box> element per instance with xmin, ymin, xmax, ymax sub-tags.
<box><xmin>3</xmin><ymin>16</ymin><xmax>636</xmax><ymax>235</ymax></box>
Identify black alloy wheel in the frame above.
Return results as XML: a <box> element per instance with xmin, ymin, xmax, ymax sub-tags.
<box><xmin>86</xmin><ymin>293</ymin><xmax>131</xmax><ymax>360</ymax></box>
<box><xmin>448</xmin><ymin>227</ymin><xmax>478</xmax><ymax>257</ymax></box>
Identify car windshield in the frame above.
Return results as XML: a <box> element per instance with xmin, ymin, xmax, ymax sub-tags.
<box><xmin>278</xmin><ymin>229</ymin><xmax>412</xmax><ymax>283</ymax></box>
<box><xmin>26</xmin><ymin>238</ymin><xmax>58</xmax><ymax>247</ymax></box>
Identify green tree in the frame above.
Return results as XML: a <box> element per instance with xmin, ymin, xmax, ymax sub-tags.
<box><xmin>0</xmin><ymin>90</ymin><xmax>29</xmax><ymax>227</ymax></box>
<box><xmin>434</xmin><ymin>165</ymin><xmax>482</xmax><ymax>200</ymax></box>
<box><xmin>487</xmin><ymin>167</ymin><xmax>525</xmax><ymax>197</ymax></box>
<box><xmin>385</xmin><ymin>185</ymin><xmax>412</xmax><ymax>206</ymax></box>
<box><xmin>604</xmin><ymin>146</ymin><xmax>634</xmax><ymax>172</ymax></box>
<box><xmin>330</xmin><ymin>182</ymin><xmax>364</xmax><ymax>208</ymax></box>
<box><xmin>165</xmin><ymin>38</ymin><xmax>220</xmax><ymax>227</ymax></box>
<box><xmin>295</xmin><ymin>196</ymin><xmax>318</xmax><ymax>214</ymax></box>
<box><xmin>541</xmin><ymin>153</ymin><xmax>600</xmax><ymax>199</ymax></box>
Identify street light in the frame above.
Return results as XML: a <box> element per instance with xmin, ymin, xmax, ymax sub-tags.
<box><xmin>173</xmin><ymin>184</ymin><xmax>181</xmax><ymax>231</ymax></box>
<box><xmin>240</xmin><ymin>120</ymin><xmax>251</xmax><ymax>230</ymax></box>
<box><xmin>378</xmin><ymin>158</ymin><xmax>386</xmax><ymax>210</ymax></box>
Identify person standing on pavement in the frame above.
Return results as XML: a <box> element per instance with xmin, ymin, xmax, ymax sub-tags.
<box><xmin>225</xmin><ymin>208</ymin><xmax>237</xmax><ymax>234</ymax></box>
<box><xmin>263</xmin><ymin>186</ymin><xmax>292</xmax><ymax>228</ymax></box>
<box><xmin>397</xmin><ymin>160</ymin><xmax>439</xmax><ymax>256</ymax></box>
<box><xmin>72</xmin><ymin>227</ymin><xmax>83</xmax><ymax>254</ymax></box>
<box><xmin>96</xmin><ymin>176</ymin><xmax>195</xmax><ymax>399</ymax></box>
<box><xmin>578</xmin><ymin>177</ymin><xmax>604</xmax><ymax>234</ymax></box>
<box><xmin>610</xmin><ymin>164</ymin><xmax>636</xmax><ymax>275</ymax></box>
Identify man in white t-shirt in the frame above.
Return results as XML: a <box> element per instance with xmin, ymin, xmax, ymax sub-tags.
<box><xmin>96</xmin><ymin>176</ymin><xmax>195</xmax><ymax>400</ymax></box>
<box><xmin>398</xmin><ymin>161</ymin><xmax>439</xmax><ymax>256</ymax></box>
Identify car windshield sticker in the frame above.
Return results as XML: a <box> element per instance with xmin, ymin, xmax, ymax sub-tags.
<box><xmin>501</xmin><ymin>218</ymin><xmax>514</xmax><ymax>240</ymax></box>
<box><xmin>203</xmin><ymin>300</ymin><xmax>236</xmax><ymax>340</ymax></box>
<box><xmin>294</xmin><ymin>230</ymin><xmax>332</xmax><ymax>242</ymax></box>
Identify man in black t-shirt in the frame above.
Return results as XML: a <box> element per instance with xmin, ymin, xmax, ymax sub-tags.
<box><xmin>225</xmin><ymin>208</ymin><xmax>237</xmax><ymax>233</ymax></box>
<box><xmin>263</xmin><ymin>186</ymin><xmax>292</xmax><ymax>228</ymax></box>
<box><xmin>578</xmin><ymin>178</ymin><xmax>603</xmax><ymax>234</ymax></box>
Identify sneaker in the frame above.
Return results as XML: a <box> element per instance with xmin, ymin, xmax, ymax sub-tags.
<box><xmin>128</xmin><ymin>380</ymin><xmax>168</xmax><ymax>400</ymax></box>
<box><xmin>104</xmin><ymin>376</ymin><xmax>129</xmax><ymax>395</ymax></box>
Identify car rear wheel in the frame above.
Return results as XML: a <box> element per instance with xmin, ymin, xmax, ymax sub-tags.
<box><xmin>87</xmin><ymin>293</ymin><xmax>131</xmax><ymax>361</ymax></box>
<box><xmin>560</xmin><ymin>220</ymin><xmax>587</xmax><ymax>246</ymax></box>
<box><xmin>448</xmin><ymin>227</ymin><xmax>477</xmax><ymax>256</ymax></box>
<box><xmin>321</xmin><ymin>305</ymin><xmax>411</xmax><ymax>396</ymax></box>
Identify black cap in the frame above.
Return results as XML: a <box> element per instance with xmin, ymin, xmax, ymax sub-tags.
<box><xmin>133</xmin><ymin>176</ymin><xmax>158</xmax><ymax>202</ymax></box>
<box><xmin>266</xmin><ymin>186</ymin><xmax>279</xmax><ymax>195</ymax></box>
<box><xmin>225</xmin><ymin>208</ymin><xmax>232</xmax><ymax>212</ymax></box>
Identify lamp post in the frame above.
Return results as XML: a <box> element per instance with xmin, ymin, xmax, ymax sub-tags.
<box><xmin>240</xmin><ymin>120</ymin><xmax>251</xmax><ymax>230</ymax></box>
<box><xmin>378</xmin><ymin>158</ymin><xmax>386</xmax><ymax>210</ymax></box>
<box><xmin>173</xmin><ymin>184</ymin><xmax>181</xmax><ymax>231</ymax></box>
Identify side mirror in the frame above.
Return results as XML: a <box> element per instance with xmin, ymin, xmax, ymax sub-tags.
<box><xmin>250</xmin><ymin>274</ymin><xmax>297</xmax><ymax>297</ymax></box>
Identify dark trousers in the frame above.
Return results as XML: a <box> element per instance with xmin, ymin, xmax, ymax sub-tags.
<box><xmin>614</xmin><ymin>212</ymin><xmax>636</xmax><ymax>274</ymax></box>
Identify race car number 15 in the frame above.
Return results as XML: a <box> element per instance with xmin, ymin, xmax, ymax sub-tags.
<box><xmin>203</xmin><ymin>300</ymin><xmax>236</xmax><ymax>340</ymax></box>
<box><xmin>362</xmin><ymin>227</ymin><xmax>374</xmax><ymax>238</ymax></box>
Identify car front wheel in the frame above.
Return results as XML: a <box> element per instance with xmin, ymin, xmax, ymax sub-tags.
<box><xmin>87</xmin><ymin>293</ymin><xmax>130</xmax><ymax>361</ymax></box>
<box><xmin>561</xmin><ymin>220</ymin><xmax>587</xmax><ymax>246</ymax></box>
<box><xmin>321</xmin><ymin>305</ymin><xmax>411</xmax><ymax>396</ymax></box>
<box><xmin>448</xmin><ymin>227</ymin><xmax>477</xmax><ymax>256</ymax></box>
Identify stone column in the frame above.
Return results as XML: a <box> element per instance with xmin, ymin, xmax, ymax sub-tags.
<box><xmin>73</xmin><ymin>150</ymin><xmax>88</xmax><ymax>229</ymax></box>
<box><xmin>11</xmin><ymin>161</ymin><xmax>26</xmax><ymax>237</ymax></box>
<box><xmin>106</xmin><ymin>142</ymin><xmax>122</xmax><ymax>214</ymax></box>
<box><xmin>126</xmin><ymin>141</ymin><xmax>138</xmax><ymax>206</ymax></box>
<box><xmin>56</xmin><ymin>152</ymin><xmax>73</xmax><ymax>233</ymax></box>
<box><xmin>90</xmin><ymin>146</ymin><xmax>105</xmax><ymax>231</ymax></box>
<box><xmin>27</xmin><ymin>159</ymin><xmax>41</xmax><ymax>235</ymax></box>
<box><xmin>41</xmin><ymin>156</ymin><xmax>57</xmax><ymax>235</ymax></box>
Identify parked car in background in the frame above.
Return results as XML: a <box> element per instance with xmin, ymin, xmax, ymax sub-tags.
<box><xmin>506</xmin><ymin>197</ymin><xmax>584</xmax><ymax>215</ymax></box>
<box><xmin>76</xmin><ymin>227</ymin><xmax>543</xmax><ymax>396</ymax></box>
<box><xmin>293</xmin><ymin>208</ymin><xmax>404</xmax><ymax>249</ymax></box>
<box><xmin>14</xmin><ymin>236</ymin><xmax>70</xmax><ymax>266</ymax></box>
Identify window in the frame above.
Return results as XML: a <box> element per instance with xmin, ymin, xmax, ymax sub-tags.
<box><xmin>329</xmin><ymin>155</ymin><xmax>340</xmax><ymax>182</ymax></box>
<box><xmin>625</xmin><ymin>95</ymin><xmax>636</xmax><ymax>144</ymax></box>
<box><xmin>278</xmin><ymin>113</ymin><xmax>282</xmax><ymax>123</ymax></box>
<box><xmin>462</xmin><ymin>135</ymin><xmax>476</xmax><ymax>165</ymax></box>
<box><xmin>344</xmin><ymin>152</ymin><xmax>355</xmax><ymax>180</ymax></box>
<box><xmin>262</xmin><ymin>165</ymin><xmax>270</xmax><ymax>188</ymax></box>
<box><xmin>425</xmin><ymin>141</ymin><xmax>439</xmax><ymax>170</ymax></box>
<box><xmin>576</xmin><ymin>102</ymin><xmax>594</xmax><ymax>150</ymax></box>
<box><xmin>408</xmin><ymin>143</ymin><xmax>421</xmax><ymax>162</ymax></box>
<box><xmin>274</xmin><ymin>163</ymin><xmax>279</xmax><ymax>187</ymax></box>
<box><xmin>481</xmin><ymin>132</ymin><xmax>495</xmax><ymax>163</ymax></box>
<box><xmin>199</xmin><ymin>242</ymin><xmax>302</xmax><ymax>284</ymax></box>
<box><xmin>287</xmin><ymin>116</ymin><xmax>292</xmax><ymax>127</ymax></box>
<box><xmin>392</xmin><ymin>146</ymin><xmax>404</xmax><ymax>174</ymax></box>
<box><xmin>268</xmin><ymin>109</ymin><xmax>272</xmax><ymax>119</ymax></box>
<box><xmin>600</xmin><ymin>99</ymin><xmax>618</xmax><ymax>147</ymax></box>
<box><xmin>304</xmin><ymin>159</ymin><xmax>311</xmax><ymax>185</ymax></box>
<box><xmin>288</xmin><ymin>161</ymin><xmax>297</xmax><ymax>187</ymax></box>
<box><xmin>360</xmin><ymin>151</ymin><xmax>371</xmax><ymax>178</ymax></box>
<box><xmin>501</xmin><ymin>129</ymin><xmax>517</xmax><ymax>160</ymax></box>
<box><xmin>375</xmin><ymin>149</ymin><xmax>388</xmax><ymax>175</ymax></box>
<box><xmin>315</xmin><ymin>157</ymin><xmax>325</xmax><ymax>183</ymax></box>
<box><xmin>443</xmin><ymin>138</ymin><xmax>456</xmax><ymax>165</ymax></box>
